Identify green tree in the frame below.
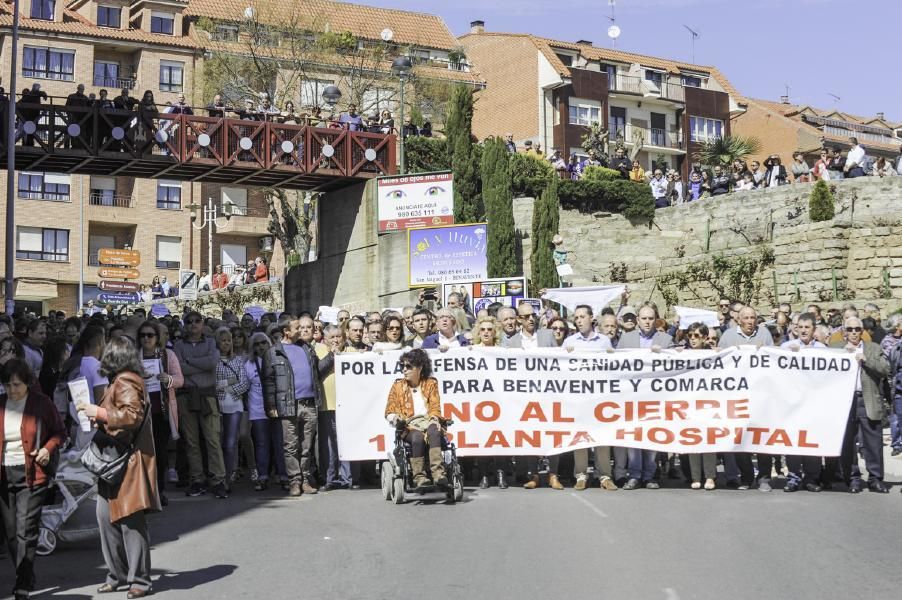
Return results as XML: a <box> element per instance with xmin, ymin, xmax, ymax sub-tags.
<box><xmin>531</xmin><ymin>175</ymin><xmax>560</xmax><ymax>291</ymax></box>
<box><xmin>482</xmin><ymin>137</ymin><xmax>518</xmax><ymax>278</ymax></box>
<box><xmin>445</xmin><ymin>85</ymin><xmax>481</xmax><ymax>222</ymax></box>
<box><xmin>693</xmin><ymin>135</ymin><xmax>762</xmax><ymax>168</ymax></box>
<box><xmin>809</xmin><ymin>178</ymin><xmax>835</xmax><ymax>222</ymax></box>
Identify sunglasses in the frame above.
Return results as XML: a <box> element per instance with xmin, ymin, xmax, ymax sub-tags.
<box><xmin>479</xmin><ymin>327</ymin><xmax>495</xmax><ymax>332</ymax></box>
<box><xmin>386</xmin><ymin>325</ymin><xmax>402</xmax><ymax>331</ymax></box>
<box><xmin>551</xmin><ymin>326</ymin><xmax>567</xmax><ymax>332</ymax></box>
<box><xmin>845</xmin><ymin>327</ymin><xmax>863</xmax><ymax>332</ymax></box>
<box><xmin>687</xmin><ymin>333</ymin><xmax>703</xmax><ymax>339</ymax></box>
<box><xmin>186</xmin><ymin>319</ymin><xmax>202</xmax><ymax>325</ymax></box>
<box><xmin>253</xmin><ymin>341</ymin><xmax>269</xmax><ymax>347</ymax></box>
<box><xmin>139</xmin><ymin>332</ymin><xmax>157</xmax><ymax>339</ymax></box>
<box><xmin>400</xmin><ymin>363</ymin><xmax>415</xmax><ymax>370</ymax></box>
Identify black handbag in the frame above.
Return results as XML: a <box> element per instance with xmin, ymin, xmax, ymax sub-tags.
<box><xmin>80</xmin><ymin>398</ymin><xmax>148</xmax><ymax>487</ymax></box>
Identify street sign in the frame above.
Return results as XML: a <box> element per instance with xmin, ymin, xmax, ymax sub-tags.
<box><xmin>99</xmin><ymin>248</ymin><xmax>141</xmax><ymax>267</ymax></box>
<box><xmin>98</xmin><ymin>280</ymin><xmax>141</xmax><ymax>293</ymax></box>
<box><xmin>98</xmin><ymin>292</ymin><xmax>139</xmax><ymax>305</ymax></box>
<box><xmin>97</xmin><ymin>266</ymin><xmax>140</xmax><ymax>279</ymax></box>
<box><xmin>179</xmin><ymin>269</ymin><xmax>198</xmax><ymax>301</ymax></box>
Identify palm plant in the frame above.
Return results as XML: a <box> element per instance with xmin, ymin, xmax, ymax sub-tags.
<box><xmin>693</xmin><ymin>135</ymin><xmax>762</xmax><ymax>168</ymax></box>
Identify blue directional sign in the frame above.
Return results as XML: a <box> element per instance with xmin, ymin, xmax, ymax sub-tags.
<box><xmin>98</xmin><ymin>292</ymin><xmax>139</xmax><ymax>305</ymax></box>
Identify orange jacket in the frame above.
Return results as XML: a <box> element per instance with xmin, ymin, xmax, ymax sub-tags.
<box><xmin>384</xmin><ymin>377</ymin><xmax>441</xmax><ymax>420</ymax></box>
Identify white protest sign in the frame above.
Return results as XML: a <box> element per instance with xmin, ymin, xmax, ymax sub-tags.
<box><xmin>318</xmin><ymin>306</ymin><xmax>341</xmax><ymax>324</ymax></box>
<box><xmin>675</xmin><ymin>306</ymin><xmax>721</xmax><ymax>330</ymax></box>
<box><xmin>335</xmin><ymin>347</ymin><xmax>856</xmax><ymax>461</ymax></box>
<box><xmin>67</xmin><ymin>377</ymin><xmax>92</xmax><ymax>432</ymax></box>
<box><xmin>541</xmin><ymin>285</ymin><xmax>625</xmax><ymax>315</ymax></box>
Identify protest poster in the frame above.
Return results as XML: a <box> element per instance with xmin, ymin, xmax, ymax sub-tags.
<box><xmin>408</xmin><ymin>223</ymin><xmax>487</xmax><ymax>287</ymax></box>
<box><xmin>335</xmin><ymin>347</ymin><xmax>857</xmax><ymax>461</ymax></box>
<box><xmin>377</xmin><ymin>171</ymin><xmax>454</xmax><ymax>232</ymax></box>
<box><xmin>443</xmin><ymin>277</ymin><xmax>527</xmax><ymax>314</ymax></box>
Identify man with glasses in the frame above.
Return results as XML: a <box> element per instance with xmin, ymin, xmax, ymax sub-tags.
<box><xmin>717</xmin><ymin>298</ymin><xmax>732</xmax><ymax>328</ymax></box>
<box><xmin>839</xmin><ymin>317</ymin><xmax>890</xmax><ymax>493</ymax></box>
<box><xmin>505</xmin><ymin>303</ymin><xmax>555</xmax><ymax>349</ymax></box>
<box><xmin>173</xmin><ymin>311</ymin><xmax>227</xmax><ymax>498</ymax></box>
<box><xmin>262</xmin><ymin>314</ymin><xmax>327</xmax><ymax>497</ymax></box>
<box><xmin>422</xmin><ymin>308</ymin><xmax>470</xmax><ymax>349</ymax></box>
<box><xmin>781</xmin><ymin>313</ymin><xmax>826</xmax><ymax>492</ymax></box>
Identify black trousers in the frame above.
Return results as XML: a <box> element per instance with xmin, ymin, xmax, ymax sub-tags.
<box><xmin>840</xmin><ymin>393</ymin><xmax>884</xmax><ymax>482</ymax></box>
<box><xmin>0</xmin><ymin>464</ymin><xmax>48</xmax><ymax>594</ymax></box>
<box><xmin>785</xmin><ymin>455</ymin><xmax>822</xmax><ymax>484</ymax></box>
<box><xmin>151</xmin><ymin>410</ymin><xmax>170</xmax><ymax>492</ymax></box>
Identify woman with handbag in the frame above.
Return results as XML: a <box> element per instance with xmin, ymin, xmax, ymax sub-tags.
<box><xmin>138</xmin><ymin>321</ymin><xmax>183</xmax><ymax>506</ymax></box>
<box><xmin>1</xmin><ymin>359</ymin><xmax>66</xmax><ymax>600</ymax></box>
<box><xmin>77</xmin><ymin>337</ymin><xmax>160</xmax><ymax>599</ymax></box>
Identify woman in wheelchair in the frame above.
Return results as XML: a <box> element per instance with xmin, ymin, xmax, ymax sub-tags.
<box><xmin>384</xmin><ymin>349</ymin><xmax>447</xmax><ymax>489</ymax></box>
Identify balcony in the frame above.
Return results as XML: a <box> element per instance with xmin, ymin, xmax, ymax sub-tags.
<box><xmin>609</xmin><ymin>74</ymin><xmax>686</xmax><ymax>103</ymax></box>
<box><xmin>89</xmin><ymin>192</ymin><xmax>133</xmax><ymax>207</ymax></box>
<box><xmin>612</xmin><ymin>123</ymin><xmax>683</xmax><ymax>151</ymax></box>
<box><xmin>820</xmin><ymin>124</ymin><xmax>899</xmax><ymax>149</ymax></box>
<box><xmin>92</xmin><ymin>75</ymin><xmax>137</xmax><ymax>90</ymax></box>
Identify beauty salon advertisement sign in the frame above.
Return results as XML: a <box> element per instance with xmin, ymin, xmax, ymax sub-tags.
<box><xmin>335</xmin><ymin>347</ymin><xmax>857</xmax><ymax>461</ymax></box>
<box><xmin>377</xmin><ymin>171</ymin><xmax>454</xmax><ymax>232</ymax></box>
<box><xmin>408</xmin><ymin>223</ymin><xmax>488</xmax><ymax>287</ymax></box>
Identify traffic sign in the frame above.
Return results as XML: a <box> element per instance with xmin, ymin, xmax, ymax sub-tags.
<box><xmin>98</xmin><ymin>292</ymin><xmax>139</xmax><ymax>305</ymax></box>
<box><xmin>98</xmin><ymin>280</ymin><xmax>141</xmax><ymax>293</ymax></box>
<box><xmin>179</xmin><ymin>269</ymin><xmax>198</xmax><ymax>301</ymax></box>
<box><xmin>98</xmin><ymin>266</ymin><xmax>140</xmax><ymax>279</ymax></box>
<box><xmin>99</xmin><ymin>248</ymin><xmax>141</xmax><ymax>267</ymax></box>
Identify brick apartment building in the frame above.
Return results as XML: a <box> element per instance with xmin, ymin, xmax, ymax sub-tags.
<box><xmin>0</xmin><ymin>0</ymin><xmax>481</xmax><ymax>314</ymax></box>
<box><xmin>733</xmin><ymin>97</ymin><xmax>902</xmax><ymax>165</ymax></box>
<box><xmin>460</xmin><ymin>21</ymin><xmax>747</xmax><ymax>178</ymax></box>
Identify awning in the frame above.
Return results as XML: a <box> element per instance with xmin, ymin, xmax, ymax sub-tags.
<box><xmin>15</xmin><ymin>280</ymin><xmax>58</xmax><ymax>300</ymax></box>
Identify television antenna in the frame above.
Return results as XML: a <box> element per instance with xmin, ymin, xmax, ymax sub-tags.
<box><xmin>827</xmin><ymin>92</ymin><xmax>841</xmax><ymax>105</ymax></box>
<box><xmin>607</xmin><ymin>0</ymin><xmax>620</xmax><ymax>48</ymax></box>
<box><xmin>683</xmin><ymin>25</ymin><xmax>700</xmax><ymax>63</ymax></box>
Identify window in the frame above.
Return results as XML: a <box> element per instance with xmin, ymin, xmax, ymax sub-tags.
<box><xmin>221</xmin><ymin>187</ymin><xmax>248</xmax><ymax>216</ymax></box>
<box><xmin>610</xmin><ymin>106</ymin><xmax>627</xmax><ymax>138</ymax></box>
<box><xmin>97</xmin><ymin>5</ymin><xmax>121</xmax><ymax>28</ymax></box>
<box><xmin>23</xmin><ymin>47</ymin><xmax>75</xmax><ymax>81</ymax></box>
<box><xmin>30</xmin><ymin>0</ymin><xmax>54</xmax><ymax>20</ymax></box>
<box><xmin>681</xmin><ymin>75</ymin><xmax>702</xmax><ymax>88</ymax></box>
<box><xmin>603</xmin><ymin>64</ymin><xmax>617</xmax><ymax>90</ymax></box>
<box><xmin>17</xmin><ymin>172</ymin><xmax>70</xmax><ymax>201</ymax></box>
<box><xmin>156</xmin><ymin>180</ymin><xmax>181</xmax><ymax>210</ymax></box>
<box><xmin>300</xmin><ymin>79</ymin><xmax>335</xmax><ymax>107</ymax></box>
<box><xmin>17</xmin><ymin>227</ymin><xmax>69</xmax><ymax>262</ymax></box>
<box><xmin>221</xmin><ymin>244</ymin><xmax>247</xmax><ymax>273</ymax></box>
<box><xmin>689</xmin><ymin>116</ymin><xmax>724</xmax><ymax>143</ymax></box>
<box><xmin>150</xmin><ymin>11</ymin><xmax>174</xmax><ymax>35</ymax></box>
<box><xmin>89</xmin><ymin>176</ymin><xmax>116</xmax><ymax>206</ymax></box>
<box><xmin>568</xmin><ymin>98</ymin><xmax>601</xmax><ymax>126</ymax></box>
<box><xmin>93</xmin><ymin>61</ymin><xmax>119</xmax><ymax>87</ymax></box>
<box><xmin>156</xmin><ymin>236</ymin><xmax>182</xmax><ymax>269</ymax></box>
<box><xmin>361</xmin><ymin>87</ymin><xmax>394</xmax><ymax>115</ymax></box>
<box><xmin>159</xmin><ymin>60</ymin><xmax>184</xmax><ymax>92</ymax></box>
<box><xmin>644</xmin><ymin>70</ymin><xmax>663</xmax><ymax>87</ymax></box>
<box><xmin>213</xmin><ymin>24</ymin><xmax>239</xmax><ymax>42</ymax></box>
<box><xmin>555</xmin><ymin>53</ymin><xmax>573</xmax><ymax>67</ymax></box>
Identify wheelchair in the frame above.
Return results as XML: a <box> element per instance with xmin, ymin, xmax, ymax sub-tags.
<box><xmin>381</xmin><ymin>419</ymin><xmax>464</xmax><ymax>504</ymax></box>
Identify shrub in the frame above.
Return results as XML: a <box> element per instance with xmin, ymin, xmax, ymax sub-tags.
<box><xmin>559</xmin><ymin>179</ymin><xmax>655</xmax><ymax>225</ymax></box>
<box><xmin>809</xmin><ymin>179</ymin><xmax>835</xmax><ymax>222</ymax></box>
<box><xmin>511</xmin><ymin>152</ymin><xmax>554</xmax><ymax>198</ymax></box>
<box><xmin>405</xmin><ymin>136</ymin><xmax>450</xmax><ymax>174</ymax></box>
<box><xmin>581</xmin><ymin>165</ymin><xmax>622</xmax><ymax>182</ymax></box>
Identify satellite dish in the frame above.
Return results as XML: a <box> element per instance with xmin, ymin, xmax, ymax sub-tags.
<box><xmin>381</xmin><ymin>28</ymin><xmax>394</xmax><ymax>42</ymax></box>
<box><xmin>243</xmin><ymin>7</ymin><xmax>256</xmax><ymax>20</ymax></box>
<box><xmin>607</xmin><ymin>25</ymin><xmax>621</xmax><ymax>40</ymax></box>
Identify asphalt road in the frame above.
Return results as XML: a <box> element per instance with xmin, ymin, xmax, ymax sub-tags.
<box><xmin>3</xmin><ymin>450</ymin><xmax>902</xmax><ymax>600</ymax></box>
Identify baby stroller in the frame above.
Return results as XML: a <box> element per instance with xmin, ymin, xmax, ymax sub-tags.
<box><xmin>381</xmin><ymin>419</ymin><xmax>464</xmax><ymax>504</ymax></box>
<box><xmin>36</xmin><ymin>447</ymin><xmax>99</xmax><ymax>556</ymax></box>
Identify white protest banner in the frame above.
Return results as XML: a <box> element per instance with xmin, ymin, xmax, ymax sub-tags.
<box><xmin>318</xmin><ymin>306</ymin><xmax>341</xmax><ymax>324</ymax></box>
<box><xmin>541</xmin><ymin>285</ymin><xmax>625</xmax><ymax>315</ymax></box>
<box><xmin>674</xmin><ymin>306</ymin><xmax>721</xmax><ymax>330</ymax></box>
<box><xmin>335</xmin><ymin>347</ymin><xmax>856</xmax><ymax>461</ymax></box>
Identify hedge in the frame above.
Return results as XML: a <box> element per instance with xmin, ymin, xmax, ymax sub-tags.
<box><xmin>559</xmin><ymin>178</ymin><xmax>656</xmax><ymax>225</ymax></box>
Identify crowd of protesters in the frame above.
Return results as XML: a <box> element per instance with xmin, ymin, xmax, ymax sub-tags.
<box><xmin>0</xmin><ymin>290</ymin><xmax>899</xmax><ymax>597</ymax></box>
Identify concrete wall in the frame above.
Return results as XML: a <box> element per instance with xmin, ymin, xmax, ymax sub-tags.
<box><xmin>515</xmin><ymin>177</ymin><xmax>902</xmax><ymax>313</ymax></box>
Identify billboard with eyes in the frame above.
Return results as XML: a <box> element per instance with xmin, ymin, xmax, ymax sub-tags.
<box><xmin>376</xmin><ymin>171</ymin><xmax>454</xmax><ymax>232</ymax></box>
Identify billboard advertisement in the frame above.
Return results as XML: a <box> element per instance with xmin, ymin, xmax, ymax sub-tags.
<box><xmin>377</xmin><ymin>171</ymin><xmax>453</xmax><ymax>232</ymax></box>
<box><xmin>442</xmin><ymin>277</ymin><xmax>527</xmax><ymax>314</ymax></box>
<box><xmin>407</xmin><ymin>223</ymin><xmax>487</xmax><ymax>287</ymax></box>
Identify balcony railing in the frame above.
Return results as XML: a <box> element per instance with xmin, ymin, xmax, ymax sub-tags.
<box><xmin>92</xmin><ymin>75</ymin><xmax>137</xmax><ymax>90</ymax></box>
<box><xmin>612</xmin><ymin>123</ymin><xmax>683</xmax><ymax>150</ymax></box>
<box><xmin>17</xmin><ymin>190</ymin><xmax>71</xmax><ymax>202</ymax></box>
<box><xmin>822</xmin><ymin>125</ymin><xmax>898</xmax><ymax>148</ymax></box>
<box><xmin>224</xmin><ymin>204</ymin><xmax>268</xmax><ymax>218</ymax></box>
<box><xmin>89</xmin><ymin>192</ymin><xmax>133</xmax><ymax>207</ymax></box>
<box><xmin>804</xmin><ymin>114</ymin><xmax>896</xmax><ymax>137</ymax></box>
<box><xmin>609</xmin><ymin>74</ymin><xmax>686</xmax><ymax>102</ymax></box>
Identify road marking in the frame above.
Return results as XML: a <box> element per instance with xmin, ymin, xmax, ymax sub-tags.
<box><xmin>569</xmin><ymin>492</ymin><xmax>608</xmax><ymax>518</ymax></box>
<box><xmin>663</xmin><ymin>588</ymin><xmax>680</xmax><ymax>600</ymax></box>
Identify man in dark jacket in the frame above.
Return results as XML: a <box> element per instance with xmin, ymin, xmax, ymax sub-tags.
<box><xmin>262</xmin><ymin>314</ymin><xmax>331</xmax><ymax>497</ymax></box>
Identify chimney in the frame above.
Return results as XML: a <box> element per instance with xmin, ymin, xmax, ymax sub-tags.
<box><xmin>576</xmin><ymin>39</ymin><xmax>593</xmax><ymax>46</ymax></box>
<box><xmin>780</xmin><ymin>95</ymin><xmax>790</xmax><ymax>104</ymax></box>
<box><xmin>470</xmin><ymin>20</ymin><xmax>485</xmax><ymax>34</ymax></box>
<box><xmin>876</xmin><ymin>111</ymin><xmax>885</xmax><ymax>120</ymax></box>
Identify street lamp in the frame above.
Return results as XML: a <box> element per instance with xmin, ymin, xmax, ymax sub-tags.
<box><xmin>188</xmin><ymin>198</ymin><xmax>232</xmax><ymax>278</ymax></box>
<box><xmin>391</xmin><ymin>55</ymin><xmax>412</xmax><ymax>174</ymax></box>
<box><xmin>321</xmin><ymin>85</ymin><xmax>342</xmax><ymax>117</ymax></box>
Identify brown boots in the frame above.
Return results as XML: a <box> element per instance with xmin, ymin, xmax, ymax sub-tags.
<box><xmin>410</xmin><ymin>457</ymin><xmax>430</xmax><ymax>488</ymax></box>
<box><xmin>524</xmin><ymin>474</ymin><xmax>564</xmax><ymax>490</ymax></box>
<box><xmin>428</xmin><ymin>448</ymin><xmax>448</xmax><ymax>487</ymax></box>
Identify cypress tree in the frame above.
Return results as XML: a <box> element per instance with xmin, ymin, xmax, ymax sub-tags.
<box><xmin>445</xmin><ymin>85</ymin><xmax>481</xmax><ymax>222</ymax></box>
<box><xmin>809</xmin><ymin>178</ymin><xmax>835</xmax><ymax>222</ymax></box>
<box><xmin>531</xmin><ymin>175</ymin><xmax>560</xmax><ymax>291</ymax></box>
<box><xmin>482</xmin><ymin>137</ymin><xmax>518</xmax><ymax>278</ymax></box>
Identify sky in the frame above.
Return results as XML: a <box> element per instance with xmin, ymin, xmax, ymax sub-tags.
<box><xmin>363</xmin><ymin>0</ymin><xmax>902</xmax><ymax>121</ymax></box>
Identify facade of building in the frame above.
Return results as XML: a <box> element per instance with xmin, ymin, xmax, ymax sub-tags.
<box><xmin>733</xmin><ymin>97</ymin><xmax>902</xmax><ymax>165</ymax></box>
<box><xmin>460</xmin><ymin>21</ymin><xmax>747</xmax><ymax>177</ymax></box>
<box><xmin>0</xmin><ymin>0</ymin><xmax>480</xmax><ymax>314</ymax></box>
